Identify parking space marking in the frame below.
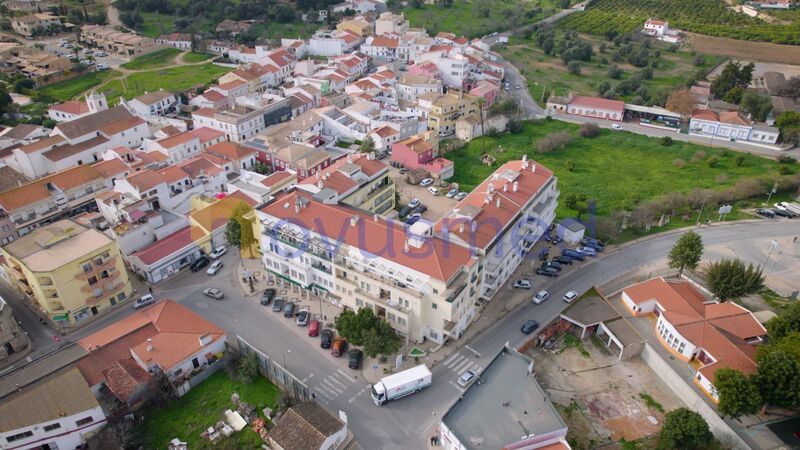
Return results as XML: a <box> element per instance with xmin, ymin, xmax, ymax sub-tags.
<box><xmin>301</xmin><ymin>373</ymin><xmax>315</xmax><ymax>383</ymax></box>
<box><xmin>448</xmin><ymin>380</ymin><xmax>466</xmax><ymax>394</ymax></box>
<box><xmin>444</xmin><ymin>354</ymin><xmax>465</xmax><ymax>369</ymax></box>
<box><xmin>464</xmin><ymin>345</ymin><xmax>481</xmax><ymax>357</ymax></box>
<box><xmin>336</xmin><ymin>369</ymin><xmax>357</xmax><ymax>383</ymax></box>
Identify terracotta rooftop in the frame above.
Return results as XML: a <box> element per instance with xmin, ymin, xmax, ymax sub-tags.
<box><xmin>570</xmin><ymin>95</ymin><xmax>625</xmax><ymax>112</ymax></box>
<box><xmin>50</xmin><ymin>100</ymin><xmax>90</xmax><ymax>116</ymax></box>
<box><xmin>0</xmin><ymin>164</ymin><xmax>103</xmax><ymax>212</ymax></box>
<box><xmin>130</xmin><ymin>226</ymin><xmax>207</xmax><ymax>265</ymax></box>
<box><xmin>205</xmin><ymin>141</ymin><xmax>256</xmax><ymax>161</ymax></box>
<box><xmin>268</xmin><ymin>403</ymin><xmax>344</xmax><ymax>450</ymax></box>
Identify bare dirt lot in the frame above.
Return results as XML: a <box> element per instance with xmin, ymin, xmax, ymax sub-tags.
<box><xmin>529</xmin><ymin>338</ymin><xmax>683</xmax><ymax>449</ymax></box>
<box><xmin>687</xmin><ymin>33</ymin><xmax>800</xmax><ymax>65</ymax></box>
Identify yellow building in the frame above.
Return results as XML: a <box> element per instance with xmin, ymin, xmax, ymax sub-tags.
<box><xmin>427</xmin><ymin>91</ymin><xmax>479</xmax><ymax>137</ymax></box>
<box><xmin>2</xmin><ymin>219</ymin><xmax>132</xmax><ymax>328</ymax></box>
<box><xmin>336</xmin><ymin>19</ymin><xmax>373</xmax><ymax>37</ymax></box>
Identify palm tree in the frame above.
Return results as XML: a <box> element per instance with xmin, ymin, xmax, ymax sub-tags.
<box><xmin>476</xmin><ymin>96</ymin><xmax>486</xmax><ymax>153</ymax></box>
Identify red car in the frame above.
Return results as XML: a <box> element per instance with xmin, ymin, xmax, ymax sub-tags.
<box><xmin>308</xmin><ymin>319</ymin><xmax>319</xmax><ymax>337</ymax></box>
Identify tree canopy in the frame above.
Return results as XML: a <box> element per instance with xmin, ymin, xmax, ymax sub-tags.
<box><xmin>754</xmin><ymin>350</ymin><xmax>800</xmax><ymax>409</ymax></box>
<box><xmin>739</xmin><ymin>91</ymin><xmax>772</xmax><ymax>122</ymax></box>
<box><xmin>703</xmin><ymin>258</ymin><xmax>764</xmax><ymax>300</ymax></box>
<box><xmin>715</xmin><ymin>368</ymin><xmax>761</xmax><ymax>419</ymax></box>
<box><xmin>711</xmin><ymin>61</ymin><xmax>754</xmax><ymax>100</ymax></box>
<box><xmin>667</xmin><ymin>231</ymin><xmax>703</xmax><ymax>277</ymax></box>
<box><xmin>775</xmin><ymin>111</ymin><xmax>800</xmax><ymax>145</ymax></box>
<box><xmin>657</xmin><ymin>407</ymin><xmax>714</xmax><ymax>450</ymax></box>
<box><xmin>335</xmin><ymin>308</ymin><xmax>402</xmax><ymax>358</ymax></box>
<box><xmin>765</xmin><ymin>302</ymin><xmax>800</xmax><ymax>341</ymax></box>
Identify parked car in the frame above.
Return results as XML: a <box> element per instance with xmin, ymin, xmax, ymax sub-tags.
<box><xmin>348</xmin><ymin>348</ymin><xmax>363</xmax><ymax>369</ymax></box>
<box><xmin>261</xmin><ymin>288</ymin><xmax>276</xmax><ymax>305</ymax></box>
<box><xmin>203</xmin><ymin>288</ymin><xmax>224</xmax><ymax>300</ymax></box>
<box><xmin>773</xmin><ymin>208</ymin><xmax>796</xmax><ymax>218</ymax></box>
<box><xmin>755</xmin><ymin>208</ymin><xmax>776</xmax><ymax>218</ymax></box>
<box><xmin>272</xmin><ymin>298</ymin><xmax>285</xmax><ymax>312</ymax></box>
<box><xmin>296</xmin><ymin>309</ymin><xmax>309</xmax><ymax>326</ymax></box>
<box><xmin>554</xmin><ymin>255</ymin><xmax>573</xmax><ymax>265</ymax></box>
<box><xmin>454</xmin><ymin>192</ymin><xmax>468</xmax><ymax>201</ymax></box>
<box><xmin>536</xmin><ymin>267</ymin><xmax>559</xmax><ymax>277</ymax></box>
<box><xmin>408</xmin><ymin>198</ymin><xmax>420</xmax><ymax>209</ymax></box>
<box><xmin>457</xmin><ymin>369</ymin><xmax>477</xmax><ymax>387</ymax></box>
<box><xmin>521</xmin><ymin>319</ymin><xmax>540</xmax><ymax>334</ymax></box>
<box><xmin>563</xmin><ymin>291</ymin><xmax>578</xmax><ymax>303</ymax></box>
<box><xmin>190</xmin><ymin>256</ymin><xmax>210</xmax><ymax>272</ymax></box>
<box><xmin>332</xmin><ymin>337</ymin><xmax>347</xmax><ymax>357</ymax></box>
<box><xmin>206</xmin><ymin>260</ymin><xmax>223</xmax><ymax>275</ymax></box>
<box><xmin>561</xmin><ymin>249</ymin><xmax>585</xmax><ymax>261</ymax></box>
<box><xmin>283</xmin><ymin>302</ymin><xmax>295</xmax><ymax>318</ymax></box>
<box><xmin>320</xmin><ymin>329</ymin><xmax>334</xmax><ymax>349</ymax></box>
<box><xmin>420</xmin><ymin>178</ymin><xmax>434</xmax><ymax>187</ymax></box>
<box><xmin>611</xmin><ymin>123</ymin><xmax>623</xmax><ymax>130</ymax></box>
<box><xmin>446</xmin><ymin>188</ymin><xmax>459</xmax><ymax>198</ymax></box>
<box><xmin>96</xmin><ymin>63</ymin><xmax>109</xmax><ymax>70</ymax></box>
<box><xmin>94</xmin><ymin>51</ymin><xmax>107</xmax><ymax>57</ymax></box>
<box><xmin>576</xmin><ymin>246</ymin><xmax>597</xmax><ymax>256</ymax></box>
<box><xmin>308</xmin><ymin>319</ymin><xmax>320</xmax><ymax>337</ymax></box>
<box><xmin>513</xmin><ymin>279</ymin><xmax>532</xmax><ymax>289</ymax></box>
<box><xmin>413</xmin><ymin>204</ymin><xmax>428</xmax><ymax>214</ymax></box>
<box><xmin>541</xmin><ymin>261</ymin><xmax>561</xmax><ymax>272</ymax></box>
<box><xmin>405</xmin><ymin>213</ymin><xmax>422</xmax><ymax>225</ymax></box>
<box><xmin>580</xmin><ymin>239</ymin><xmax>604</xmax><ymax>251</ymax></box>
<box><xmin>209</xmin><ymin>246</ymin><xmax>227</xmax><ymax>259</ymax></box>
<box><xmin>134</xmin><ymin>294</ymin><xmax>156</xmax><ymax>309</ymax></box>
<box><xmin>533</xmin><ymin>290</ymin><xmax>549</xmax><ymax>304</ymax></box>
<box><xmin>538</xmin><ymin>250</ymin><xmax>550</xmax><ymax>261</ymax></box>
<box><xmin>427</xmin><ymin>187</ymin><xmax>440</xmax><ymax>195</ymax></box>
<box><xmin>399</xmin><ymin>206</ymin><xmax>412</xmax><ymax>218</ymax></box>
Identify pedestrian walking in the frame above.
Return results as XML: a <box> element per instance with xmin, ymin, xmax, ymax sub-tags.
<box><xmin>148</xmin><ymin>286</ymin><xmax>153</xmax><ymax>294</ymax></box>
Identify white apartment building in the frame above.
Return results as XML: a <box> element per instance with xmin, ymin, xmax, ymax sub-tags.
<box><xmin>308</xmin><ymin>30</ymin><xmax>362</xmax><ymax>57</ymax></box>
<box><xmin>124</xmin><ymin>90</ymin><xmax>177</xmax><ymax>117</ymax></box>
<box><xmin>192</xmin><ymin>104</ymin><xmax>269</xmax><ymax>142</ymax></box>
<box><xmin>396</xmin><ymin>74</ymin><xmax>443</xmax><ymax>102</ymax></box>
<box><xmin>375</xmin><ymin>11</ymin><xmax>409</xmax><ymax>36</ymax></box>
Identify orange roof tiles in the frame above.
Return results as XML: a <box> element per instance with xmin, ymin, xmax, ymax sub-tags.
<box><xmin>205</xmin><ymin>141</ymin><xmax>255</xmax><ymax>161</ymax></box>
<box><xmin>261</xmin><ymin>171</ymin><xmax>294</xmax><ymax>188</ymax></box>
<box><xmin>50</xmin><ymin>100</ymin><xmax>89</xmax><ymax>115</ymax></box>
<box><xmin>156</xmin><ymin>130</ymin><xmax>198</xmax><ymax>148</ymax></box>
<box><xmin>370</xmin><ymin>36</ymin><xmax>399</xmax><ymax>48</ymax></box>
<box><xmin>0</xmin><ymin>164</ymin><xmax>103</xmax><ymax>212</ymax></box>
<box><xmin>691</xmin><ymin>109</ymin><xmax>718</xmax><ymax>121</ymax></box>
<box><xmin>719</xmin><ymin>111</ymin><xmax>752</xmax><ymax>126</ymax></box>
<box><xmin>91</xmin><ymin>157</ymin><xmax>130</xmax><ymax>178</ymax></box>
<box><xmin>190</xmin><ymin>127</ymin><xmax>225</xmax><ymax>143</ymax></box>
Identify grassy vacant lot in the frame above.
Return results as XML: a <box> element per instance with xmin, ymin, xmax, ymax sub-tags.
<box><xmin>183</xmin><ymin>52</ymin><xmax>215</xmax><ymax>63</ymax></box>
<box><xmin>499</xmin><ymin>33</ymin><xmax>724</xmax><ymax>104</ymax></box>
<box><xmin>136</xmin><ymin>370</ymin><xmax>280</xmax><ymax>449</ymax></box>
<box><xmin>445</xmin><ymin>120</ymin><xmax>789</xmax><ymax>218</ymax></box>
<box><xmin>249</xmin><ymin>21</ymin><xmax>322</xmax><ymax>40</ymax></box>
<box><xmin>120</xmin><ymin>48</ymin><xmax>182</xmax><ymax>70</ymax></box>
<box><xmin>98</xmin><ymin>63</ymin><xmax>232</xmax><ymax>104</ymax></box>
<box><xmin>403</xmin><ymin>0</ymin><xmax>560</xmax><ymax>38</ymax></box>
<box><xmin>40</xmin><ymin>70</ymin><xmax>121</xmax><ymax>101</ymax></box>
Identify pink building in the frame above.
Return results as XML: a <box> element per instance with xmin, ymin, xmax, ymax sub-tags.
<box><xmin>391</xmin><ymin>135</ymin><xmax>453</xmax><ymax>180</ymax></box>
<box><xmin>406</xmin><ymin>61</ymin><xmax>439</xmax><ymax>79</ymax></box>
<box><xmin>469</xmin><ymin>80</ymin><xmax>500</xmax><ymax>109</ymax></box>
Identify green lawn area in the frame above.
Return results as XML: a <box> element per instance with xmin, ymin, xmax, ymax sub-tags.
<box><xmin>183</xmin><ymin>52</ymin><xmax>215</xmax><ymax>63</ymax></box>
<box><xmin>39</xmin><ymin>70</ymin><xmax>121</xmax><ymax>101</ymax></box>
<box><xmin>121</xmin><ymin>48</ymin><xmax>182</xmax><ymax>70</ymax></box>
<box><xmin>404</xmin><ymin>0</ymin><xmax>560</xmax><ymax>38</ymax></box>
<box><xmin>98</xmin><ymin>63</ymin><xmax>232</xmax><ymax>104</ymax></box>
<box><xmin>248</xmin><ymin>21</ymin><xmax>322</xmax><ymax>40</ymax></box>
<box><xmin>136</xmin><ymin>370</ymin><xmax>280</xmax><ymax>449</ymax></box>
<box><xmin>445</xmin><ymin>120</ymin><xmax>791</xmax><ymax>219</ymax></box>
<box><xmin>499</xmin><ymin>33</ymin><xmax>724</xmax><ymax>106</ymax></box>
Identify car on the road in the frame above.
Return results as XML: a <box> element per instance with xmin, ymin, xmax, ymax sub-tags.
<box><xmin>332</xmin><ymin>336</ymin><xmax>347</xmax><ymax>357</ymax></box>
<box><xmin>271</xmin><ymin>298</ymin><xmax>285</xmax><ymax>312</ymax></box>
<box><xmin>542</xmin><ymin>261</ymin><xmax>561</xmax><ymax>271</ymax></box>
<box><xmin>206</xmin><ymin>260</ymin><xmax>223</xmax><ymax>275</ymax></box>
<box><xmin>457</xmin><ymin>369</ymin><xmax>477</xmax><ymax>387</ymax></box>
<box><xmin>296</xmin><ymin>309</ymin><xmax>309</xmax><ymax>326</ymax></box>
<box><xmin>454</xmin><ymin>192</ymin><xmax>467</xmax><ymax>201</ymax></box>
<box><xmin>576</xmin><ymin>246</ymin><xmax>597</xmax><ymax>256</ymax></box>
<box><xmin>420</xmin><ymin>178</ymin><xmax>434</xmax><ymax>187</ymax></box>
<box><xmin>320</xmin><ymin>329</ymin><xmax>334</xmax><ymax>348</ymax></box>
<box><xmin>563</xmin><ymin>291</ymin><xmax>578</xmax><ymax>303</ymax></box>
<box><xmin>521</xmin><ymin>319</ymin><xmax>539</xmax><ymax>334</ymax></box>
<box><xmin>513</xmin><ymin>279</ymin><xmax>532</xmax><ymax>289</ymax></box>
<box><xmin>96</xmin><ymin>63</ymin><xmax>109</xmax><ymax>70</ymax></box>
<box><xmin>260</xmin><ymin>288</ymin><xmax>276</xmax><ymax>305</ymax></box>
<box><xmin>190</xmin><ymin>256</ymin><xmax>210</xmax><ymax>272</ymax></box>
<box><xmin>134</xmin><ymin>294</ymin><xmax>156</xmax><ymax>309</ymax></box>
<box><xmin>533</xmin><ymin>290</ymin><xmax>549</xmax><ymax>304</ymax></box>
<box><xmin>536</xmin><ymin>267</ymin><xmax>559</xmax><ymax>277</ymax></box>
<box><xmin>399</xmin><ymin>167</ymin><xmax>409</xmax><ymax>174</ymax></box>
<box><xmin>427</xmin><ymin>186</ymin><xmax>440</xmax><ymax>195</ymax></box>
<box><xmin>94</xmin><ymin>50</ymin><xmax>107</xmax><ymax>57</ymax></box>
<box><xmin>446</xmin><ymin>188</ymin><xmax>459</xmax><ymax>198</ymax></box>
<box><xmin>515</xmin><ymin>84</ymin><xmax>521</xmax><ymax>90</ymax></box>
<box><xmin>209</xmin><ymin>246</ymin><xmax>227</xmax><ymax>259</ymax></box>
<box><xmin>203</xmin><ymin>288</ymin><xmax>224</xmax><ymax>300</ymax></box>
<box><xmin>554</xmin><ymin>255</ymin><xmax>573</xmax><ymax>265</ymax></box>
<box><xmin>408</xmin><ymin>198</ymin><xmax>420</xmax><ymax>209</ymax></box>
<box><xmin>755</xmin><ymin>208</ymin><xmax>776</xmax><ymax>218</ymax></box>
<box><xmin>308</xmin><ymin>319</ymin><xmax>320</xmax><ymax>337</ymax></box>
<box><xmin>283</xmin><ymin>302</ymin><xmax>295</xmax><ymax>318</ymax></box>
<box><xmin>348</xmin><ymin>348</ymin><xmax>363</xmax><ymax>369</ymax></box>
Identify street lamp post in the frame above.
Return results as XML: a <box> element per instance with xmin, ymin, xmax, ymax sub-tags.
<box><xmin>283</xmin><ymin>349</ymin><xmax>291</xmax><ymax>371</ymax></box>
<box><xmin>762</xmin><ymin>239</ymin><xmax>779</xmax><ymax>270</ymax></box>
<box><xmin>765</xmin><ymin>181</ymin><xmax>778</xmax><ymax>207</ymax></box>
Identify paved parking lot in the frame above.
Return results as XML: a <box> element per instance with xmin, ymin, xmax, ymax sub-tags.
<box><xmin>388</xmin><ymin>166</ymin><xmax>461</xmax><ymax>223</ymax></box>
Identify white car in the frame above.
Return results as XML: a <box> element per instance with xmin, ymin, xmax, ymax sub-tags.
<box><xmin>563</xmin><ymin>291</ymin><xmax>578</xmax><ymax>303</ymax></box>
<box><xmin>611</xmin><ymin>123</ymin><xmax>623</xmax><ymax>130</ymax></box>
<box><xmin>203</xmin><ymin>288</ymin><xmax>224</xmax><ymax>300</ymax></box>
<box><xmin>427</xmin><ymin>187</ymin><xmax>440</xmax><ymax>195</ymax></box>
<box><xmin>206</xmin><ymin>260</ymin><xmax>223</xmax><ymax>275</ymax></box>
<box><xmin>420</xmin><ymin>178</ymin><xmax>434</xmax><ymax>187</ymax></box>
<box><xmin>513</xmin><ymin>279</ymin><xmax>532</xmax><ymax>289</ymax></box>
<box><xmin>454</xmin><ymin>192</ymin><xmax>467</xmax><ymax>201</ymax></box>
<box><xmin>457</xmin><ymin>369</ymin><xmax>477</xmax><ymax>387</ymax></box>
<box><xmin>446</xmin><ymin>188</ymin><xmax>459</xmax><ymax>198</ymax></box>
<box><xmin>209</xmin><ymin>246</ymin><xmax>227</xmax><ymax>259</ymax></box>
<box><xmin>408</xmin><ymin>198</ymin><xmax>420</xmax><ymax>209</ymax></box>
<box><xmin>533</xmin><ymin>290</ymin><xmax>549</xmax><ymax>304</ymax></box>
<box><xmin>134</xmin><ymin>294</ymin><xmax>155</xmax><ymax>309</ymax></box>
<box><xmin>96</xmin><ymin>63</ymin><xmax>109</xmax><ymax>70</ymax></box>
<box><xmin>576</xmin><ymin>246</ymin><xmax>597</xmax><ymax>256</ymax></box>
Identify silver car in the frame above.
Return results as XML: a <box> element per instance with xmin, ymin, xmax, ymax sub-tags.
<box><xmin>458</xmin><ymin>370</ymin><xmax>477</xmax><ymax>387</ymax></box>
<box><xmin>134</xmin><ymin>294</ymin><xmax>155</xmax><ymax>309</ymax></box>
<box><xmin>203</xmin><ymin>288</ymin><xmax>224</xmax><ymax>300</ymax></box>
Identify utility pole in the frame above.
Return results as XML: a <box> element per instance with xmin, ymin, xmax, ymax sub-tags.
<box><xmin>765</xmin><ymin>180</ymin><xmax>778</xmax><ymax>207</ymax></box>
<box><xmin>696</xmin><ymin>197</ymin><xmax>707</xmax><ymax>226</ymax></box>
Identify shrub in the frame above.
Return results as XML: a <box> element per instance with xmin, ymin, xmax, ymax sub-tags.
<box><xmin>578</xmin><ymin>123</ymin><xmax>600</xmax><ymax>138</ymax></box>
<box><xmin>734</xmin><ymin>154</ymin><xmax>745</xmax><ymax>167</ymax></box>
<box><xmin>567</xmin><ymin>61</ymin><xmax>581</xmax><ymax>75</ymax></box>
<box><xmin>707</xmin><ymin>156</ymin><xmax>719</xmax><ymax>167</ymax></box>
<box><xmin>507</xmin><ymin>119</ymin><xmax>523</xmax><ymax>134</ymax></box>
<box><xmin>660</xmin><ymin>136</ymin><xmax>673</xmax><ymax>146</ymax></box>
<box><xmin>779</xmin><ymin>165</ymin><xmax>792</xmax><ymax>175</ymax></box>
<box><xmin>673</xmin><ymin>158</ymin><xmax>686</xmax><ymax>168</ymax></box>
<box><xmin>536</xmin><ymin>131</ymin><xmax>574</xmax><ymax>153</ymax></box>
<box><xmin>565</xmin><ymin>159</ymin><xmax>575</xmax><ymax>171</ymax></box>
<box><xmin>607</xmin><ymin>64</ymin><xmax>622</xmax><ymax>79</ymax></box>
<box><xmin>777</xmin><ymin>155</ymin><xmax>797</xmax><ymax>164</ymax></box>
<box><xmin>692</xmin><ymin>54</ymin><xmax>706</xmax><ymax>66</ymax></box>
<box><xmin>691</xmin><ymin>151</ymin><xmax>707</xmax><ymax>163</ymax></box>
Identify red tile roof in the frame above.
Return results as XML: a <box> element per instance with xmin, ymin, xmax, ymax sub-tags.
<box><xmin>130</xmin><ymin>226</ymin><xmax>207</xmax><ymax>265</ymax></box>
<box><xmin>570</xmin><ymin>95</ymin><xmax>625</xmax><ymax>112</ymax></box>
<box><xmin>370</xmin><ymin>36</ymin><xmax>399</xmax><ymax>48</ymax></box>
<box><xmin>190</xmin><ymin>127</ymin><xmax>225</xmax><ymax>143</ymax></box>
<box><xmin>205</xmin><ymin>141</ymin><xmax>255</xmax><ymax>161</ymax></box>
<box><xmin>261</xmin><ymin>171</ymin><xmax>295</xmax><ymax>189</ymax></box>
<box><xmin>719</xmin><ymin>111</ymin><xmax>752</xmax><ymax>126</ymax></box>
<box><xmin>91</xmin><ymin>157</ymin><xmax>130</xmax><ymax>178</ymax></box>
<box><xmin>156</xmin><ymin>130</ymin><xmax>198</xmax><ymax>149</ymax></box>
<box><xmin>50</xmin><ymin>100</ymin><xmax>89</xmax><ymax>115</ymax></box>
<box><xmin>691</xmin><ymin>109</ymin><xmax>718</xmax><ymax>122</ymax></box>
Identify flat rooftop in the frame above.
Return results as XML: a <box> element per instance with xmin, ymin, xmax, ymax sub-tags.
<box><xmin>443</xmin><ymin>347</ymin><xmax>566</xmax><ymax>449</ymax></box>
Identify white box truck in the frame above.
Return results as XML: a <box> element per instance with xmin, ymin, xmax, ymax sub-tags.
<box><xmin>776</xmin><ymin>202</ymin><xmax>800</xmax><ymax>215</ymax></box>
<box><xmin>371</xmin><ymin>364</ymin><xmax>432</xmax><ymax>406</ymax></box>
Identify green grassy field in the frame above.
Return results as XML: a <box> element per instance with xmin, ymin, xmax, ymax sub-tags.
<box><xmin>248</xmin><ymin>21</ymin><xmax>322</xmax><ymax>40</ymax></box>
<box><xmin>120</xmin><ymin>48</ymin><xmax>182</xmax><ymax>70</ymax></box>
<box><xmin>499</xmin><ymin>33</ymin><xmax>724</xmax><ymax>105</ymax></box>
<box><xmin>445</xmin><ymin>120</ymin><xmax>791</xmax><ymax>218</ymax></box>
<box><xmin>136</xmin><ymin>11</ymin><xmax>217</xmax><ymax>39</ymax></box>
<box><xmin>403</xmin><ymin>0</ymin><xmax>560</xmax><ymax>38</ymax></box>
<box><xmin>183</xmin><ymin>52</ymin><xmax>215</xmax><ymax>63</ymax></box>
<box><xmin>135</xmin><ymin>370</ymin><xmax>280</xmax><ymax>449</ymax></box>
<box><xmin>98</xmin><ymin>63</ymin><xmax>231</xmax><ymax>104</ymax></box>
<box><xmin>39</xmin><ymin>70</ymin><xmax>121</xmax><ymax>101</ymax></box>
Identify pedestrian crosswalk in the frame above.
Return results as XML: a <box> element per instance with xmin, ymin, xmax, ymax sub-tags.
<box><xmin>441</xmin><ymin>352</ymin><xmax>482</xmax><ymax>376</ymax></box>
<box><xmin>311</xmin><ymin>369</ymin><xmax>358</xmax><ymax>404</ymax></box>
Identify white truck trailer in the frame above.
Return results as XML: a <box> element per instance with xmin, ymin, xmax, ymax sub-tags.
<box><xmin>371</xmin><ymin>364</ymin><xmax>432</xmax><ymax>406</ymax></box>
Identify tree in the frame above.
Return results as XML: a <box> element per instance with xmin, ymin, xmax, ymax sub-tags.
<box><xmin>225</xmin><ymin>217</ymin><xmax>241</xmax><ymax>248</ymax></box>
<box><xmin>766</xmin><ymin>302</ymin><xmax>800</xmax><ymax>341</ymax></box>
<box><xmin>566</xmin><ymin>60</ymin><xmax>581</xmax><ymax>75</ymax></box>
<box><xmin>507</xmin><ymin>118</ymin><xmax>523</xmax><ymax>134</ymax></box>
<box><xmin>775</xmin><ymin>111</ymin><xmax>800</xmax><ymax>145</ymax></box>
<box><xmin>237</xmin><ymin>352</ymin><xmax>260</xmax><ymax>384</ymax></box>
<box><xmin>335</xmin><ymin>307</ymin><xmax>401</xmax><ymax>357</ymax></box>
<box><xmin>233</xmin><ymin>202</ymin><xmax>255</xmax><ymax>256</ymax></box>
<box><xmin>658</xmin><ymin>407</ymin><xmax>713</xmax><ymax>450</ymax></box>
<box><xmin>13</xmin><ymin>78</ymin><xmax>35</xmax><ymax>93</ymax></box>
<box><xmin>0</xmin><ymin>88</ymin><xmax>11</xmax><ymax>116</ymax></box>
<box><xmin>667</xmin><ymin>231</ymin><xmax>703</xmax><ymax>277</ymax></box>
<box><xmin>607</xmin><ymin>64</ymin><xmax>622</xmax><ymax>79</ymax></box>
<box><xmin>778</xmin><ymin>75</ymin><xmax>800</xmax><ymax>100</ymax></box>
<box><xmin>711</xmin><ymin>61</ymin><xmax>754</xmax><ymax>100</ymax></box>
<box><xmin>755</xmin><ymin>350</ymin><xmax>800</xmax><ymax>409</ymax></box>
<box><xmin>666</xmin><ymin>89</ymin><xmax>697</xmax><ymax>123</ymax></box>
<box><xmin>757</xmin><ymin>332</ymin><xmax>800</xmax><ymax>363</ymax></box>
<box><xmin>578</xmin><ymin>122</ymin><xmax>600</xmax><ymax>138</ymax></box>
<box><xmin>703</xmin><ymin>258</ymin><xmax>764</xmax><ymax>300</ymax></box>
<box><xmin>739</xmin><ymin>91</ymin><xmax>772</xmax><ymax>122</ymax></box>
<box><xmin>359</xmin><ymin>135</ymin><xmax>375</xmax><ymax>153</ymax></box>
<box><xmin>715</xmin><ymin>368</ymin><xmax>761</xmax><ymax>419</ymax></box>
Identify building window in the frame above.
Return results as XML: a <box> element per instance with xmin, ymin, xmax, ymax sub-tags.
<box><xmin>88</xmin><ymin>276</ymin><xmax>97</xmax><ymax>285</ymax></box>
<box><xmin>43</xmin><ymin>423</ymin><xmax>61</xmax><ymax>432</ymax></box>
<box><xmin>82</xmin><ymin>263</ymin><xmax>92</xmax><ymax>272</ymax></box>
<box><xmin>6</xmin><ymin>430</ymin><xmax>33</xmax><ymax>442</ymax></box>
<box><xmin>75</xmin><ymin>417</ymin><xmax>93</xmax><ymax>427</ymax></box>
<box><xmin>118</xmin><ymin>292</ymin><xmax>127</xmax><ymax>301</ymax></box>
<box><xmin>432</xmin><ymin>303</ymin><xmax>437</xmax><ymax>310</ymax></box>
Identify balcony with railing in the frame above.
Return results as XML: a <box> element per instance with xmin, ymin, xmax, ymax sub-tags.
<box><xmin>444</xmin><ymin>270</ymin><xmax>467</xmax><ymax>304</ymax></box>
<box><xmin>264</xmin><ymin>227</ymin><xmax>332</xmax><ymax>261</ymax></box>
<box><xmin>310</xmin><ymin>261</ymin><xmax>332</xmax><ymax>275</ymax></box>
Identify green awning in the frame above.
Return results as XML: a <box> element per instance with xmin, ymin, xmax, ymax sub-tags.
<box><xmin>267</xmin><ymin>269</ymin><xmax>308</xmax><ymax>288</ymax></box>
<box><xmin>52</xmin><ymin>313</ymin><xmax>69</xmax><ymax>321</ymax></box>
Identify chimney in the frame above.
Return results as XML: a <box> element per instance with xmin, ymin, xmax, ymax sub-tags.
<box><xmin>373</xmin><ymin>213</ymin><xmax>379</xmax><ymax>222</ymax></box>
<box><xmin>146</xmin><ymin>338</ymin><xmax>153</xmax><ymax>352</ymax></box>
<box><xmin>317</xmin><ymin>180</ymin><xmax>324</xmax><ymax>189</ymax></box>
<box><xmin>350</xmin><ymin>215</ymin><xmax>359</xmax><ymax>227</ymax></box>
<box><xmin>522</xmin><ymin>154</ymin><xmax>527</xmax><ymax>162</ymax></box>
<box><xmin>503</xmin><ymin>184</ymin><xmax>508</xmax><ymax>192</ymax></box>
<box><xmin>487</xmin><ymin>183</ymin><xmax>494</xmax><ymax>194</ymax></box>
<box><xmin>496</xmin><ymin>197</ymin><xmax>501</xmax><ymax>208</ymax></box>
<box><xmin>404</xmin><ymin>238</ymin><xmax>409</xmax><ymax>253</ymax></box>
<box><xmin>531</xmin><ymin>164</ymin><xmax>536</xmax><ymax>173</ymax></box>
<box><xmin>459</xmin><ymin>223</ymin><xmax>464</xmax><ymax>233</ymax></box>
<box><xmin>295</xmin><ymin>201</ymin><xmax>300</xmax><ymax>213</ymax></box>
<box><xmin>513</xmin><ymin>181</ymin><xmax>519</xmax><ymax>192</ymax></box>
<box><xmin>471</xmin><ymin>221</ymin><xmax>477</xmax><ymax>232</ymax></box>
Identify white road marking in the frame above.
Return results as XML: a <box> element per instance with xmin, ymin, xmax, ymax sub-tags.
<box><xmin>315</xmin><ymin>388</ymin><xmax>334</xmax><ymax>401</ymax></box>
<box><xmin>316</xmin><ymin>383</ymin><xmax>338</xmax><ymax>398</ymax></box>
<box><xmin>464</xmin><ymin>345</ymin><xmax>481</xmax><ymax>357</ymax></box>
<box><xmin>452</xmin><ymin>357</ymin><xmax>473</xmax><ymax>374</ymax></box>
<box><xmin>336</xmin><ymin>369</ymin><xmax>357</xmax><ymax>383</ymax></box>
<box><xmin>442</xmin><ymin>352</ymin><xmax>461</xmax><ymax>367</ymax></box>
<box><xmin>444</xmin><ymin>354</ymin><xmax>464</xmax><ymax>369</ymax></box>
<box><xmin>321</xmin><ymin>378</ymin><xmax>344</xmax><ymax>395</ymax></box>
<box><xmin>301</xmin><ymin>373</ymin><xmax>315</xmax><ymax>383</ymax></box>
<box><xmin>448</xmin><ymin>380</ymin><xmax>466</xmax><ymax>394</ymax></box>
<box><xmin>326</xmin><ymin>374</ymin><xmax>349</xmax><ymax>391</ymax></box>
<box><xmin>348</xmin><ymin>386</ymin><xmax>370</xmax><ymax>403</ymax></box>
